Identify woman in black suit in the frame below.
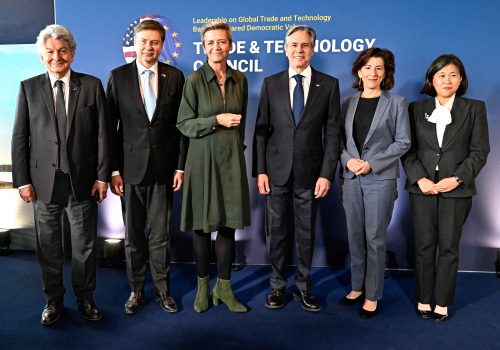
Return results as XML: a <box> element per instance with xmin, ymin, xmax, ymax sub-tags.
<box><xmin>403</xmin><ymin>54</ymin><xmax>490</xmax><ymax>322</ymax></box>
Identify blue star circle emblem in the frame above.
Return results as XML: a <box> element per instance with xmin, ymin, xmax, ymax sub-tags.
<box><xmin>122</xmin><ymin>14</ymin><xmax>183</xmax><ymax>66</ymax></box>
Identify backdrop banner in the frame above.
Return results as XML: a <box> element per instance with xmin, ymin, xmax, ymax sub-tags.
<box><xmin>1</xmin><ymin>0</ymin><xmax>499</xmax><ymax>271</ymax></box>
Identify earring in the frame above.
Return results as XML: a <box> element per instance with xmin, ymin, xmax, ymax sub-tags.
<box><xmin>358</xmin><ymin>77</ymin><xmax>362</xmax><ymax>88</ymax></box>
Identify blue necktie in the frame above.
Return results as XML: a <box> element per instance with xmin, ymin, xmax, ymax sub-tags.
<box><xmin>143</xmin><ymin>70</ymin><xmax>156</xmax><ymax>120</ymax></box>
<box><xmin>292</xmin><ymin>74</ymin><xmax>304</xmax><ymax>125</ymax></box>
<box><xmin>55</xmin><ymin>80</ymin><xmax>69</xmax><ymax>173</ymax></box>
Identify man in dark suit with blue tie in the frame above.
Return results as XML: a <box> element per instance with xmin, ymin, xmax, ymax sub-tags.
<box><xmin>252</xmin><ymin>25</ymin><xmax>341</xmax><ymax>312</ymax></box>
<box><xmin>11</xmin><ymin>24</ymin><xmax>110</xmax><ymax>325</ymax></box>
<box><xmin>106</xmin><ymin>19</ymin><xmax>187</xmax><ymax>315</ymax></box>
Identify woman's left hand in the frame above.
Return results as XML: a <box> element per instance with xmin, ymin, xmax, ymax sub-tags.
<box><xmin>435</xmin><ymin>177</ymin><xmax>460</xmax><ymax>193</ymax></box>
<box><xmin>216</xmin><ymin>113</ymin><xmax>241</xmax><ymax>128</ymax></box>
<box><xmin>354</xmin><ymin>160</ymin><xmax>371</xmax><ymax>176</ymax></box>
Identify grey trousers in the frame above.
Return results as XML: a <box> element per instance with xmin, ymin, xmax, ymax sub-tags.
<box><xmin>342</xmin><ymin>177</ymin><xmax>397</xmax><ymax>301</ymax></box>
<box><xmin>33</xmin><ymin>173</ymin><xmax>98</xmax><ymax>303</ymax></box>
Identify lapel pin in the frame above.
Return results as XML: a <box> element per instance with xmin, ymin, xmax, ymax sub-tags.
<box><xmin>161</xmin><ymin>73</ymin><xmax>166</xmax><ymax>78</ymax></box>
<box><xmin>424</xmin><ymin>113</ymin><xmax>430</xmax><ymax>119</ymax></box>
<box><xmin>316</xmin><ymin>84</ymin><xmax>320</xmax><ymax>87</ymax></box>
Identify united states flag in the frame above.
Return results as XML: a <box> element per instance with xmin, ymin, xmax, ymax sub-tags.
<box><xmin>122</xmin><ymin>14</ymin><xmax>183</xmax><ymax>66</ymax></box>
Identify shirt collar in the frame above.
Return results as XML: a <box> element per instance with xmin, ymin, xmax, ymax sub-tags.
<box><xmin>435</xmin><ymin>94</ymin><xmax>456</xmax><ymax>111</ymax></box>
<box><xmin>288</xmin><ymin>65</ymin><xmax>312</xmax><ymax>80</ymax></box>
<box><xmin>48</xmin><ymin>70</ymin><xmax>71</xmax><ymax>88</ymax></box>
<box><xmin>136</xmin><ymin>60</ymin><xmax>158</xmax><ymax>76</ymax></box>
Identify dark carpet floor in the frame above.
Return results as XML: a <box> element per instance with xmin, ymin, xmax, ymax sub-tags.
<box><xmin>0</xmin><ymin>251</ymin><xmax>498</xmax><ymax>350</ymax></box>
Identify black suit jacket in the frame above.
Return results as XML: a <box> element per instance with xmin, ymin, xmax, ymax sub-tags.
<box><xmin>252</xmin><ymin>68</ymin><xmax>341</xmax><ymax>188</ymax></box>
<box><xmin>403</xmin><ymin>97</ymin><xmax>490</xmax><ymax>197</ymax></box>
<box><xmin>11</xmin><ymin>71</ymin><xmax>110</xmax><ymax>203</ymax></box>
<box><xmin>106</xmin><ymin>61</ymin><xmax>187</xmax><ymax>185</ymax></box>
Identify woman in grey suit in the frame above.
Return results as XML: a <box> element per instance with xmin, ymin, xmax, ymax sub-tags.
<box><xmin>339</xmin><ymin>48</ymin><xmax>410</xmax><ymax>318</ymax></box>
<box><xmin>403</xmin><ymin>54</ymin><xmax>489</xmax><ymax>322</ymax></box>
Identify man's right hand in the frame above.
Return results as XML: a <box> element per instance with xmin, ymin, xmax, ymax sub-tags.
<box><xmin>257</xmin><ymin>174</ymin><xmax>270</xmax><ymax>195</ymax></box>
<box><xmin>19</xmin><ymin>185</ymin><xmax>36</xmax><ymax>203</ymax></box>
<box><xmin>110</xmin><ymin>175</ymin><xmax>124</xmax><ymax>196</ymax></box>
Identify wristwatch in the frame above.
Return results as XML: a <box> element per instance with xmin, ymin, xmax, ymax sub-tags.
<box><xmin>453</xmin><ymin>176</ymin><xmax>463</xmax><ymax>185</ymax></box>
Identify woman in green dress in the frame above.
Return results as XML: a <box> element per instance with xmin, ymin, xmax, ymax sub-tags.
<box><xmin>177</xmin><ymin>21</ymin><xmax>250</xmax><ymax>313</ymax></box>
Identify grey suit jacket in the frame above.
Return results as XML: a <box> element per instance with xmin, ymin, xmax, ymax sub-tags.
<box><xmin>11</xmin><ymin>71</ymin><xmax>110</xmax><ymax>203</ymax></box>
<box><xmin>403</xmin><ymin>97</ymin><xmax>490</xmax><ymax>197</ymax></box>
<box><xmin>340</xmin><ymin>91</ymin><xmax>411</xmax><ymax>180</ymax></box>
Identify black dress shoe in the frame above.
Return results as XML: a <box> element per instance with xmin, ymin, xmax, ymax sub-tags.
<box><xmin>265</xmin><ymin>288</ymin><xmax>285</xmax><ymax>309</ymax></box>
<box><xmin>156</xmin><ymin>290</ymin><xmax>178</xmax><ymax>313</ymax></box>
<box><xmin>77</xmin><ymin>299</ymin><xmax>102</xmax><ymax>322</ymax></box>
<box><xmin>124</xmin><ymin>291</ymin><xmax>144</xmax><ymax>315</ymax></box>
<box><xmin>41</xmin><ymin>301</ymin><xmax>64</xmax><ymax>326</ymax></box>
<box><xmin>340</xmin><ymin>293</ymin><xmax>364</xmax><ymax>306</ymax></box>
<box><xmin>433</xmin><ymin>312</ymin><xmax>449</xmax><ymax>323</ymax></box>
<box><xmin>359</xmin><ymin>305</ymin><xmax>379</xmax><ymax>319</ymax></box>
<box><xmin>416</xmin><ymin>308</ymin><xmax>433</xmax><ymax>319</ymax></box>
<box><xmin>293</xmin><ymin>289</ymin><xmax>320</xmax><ymax>312</ymax></box>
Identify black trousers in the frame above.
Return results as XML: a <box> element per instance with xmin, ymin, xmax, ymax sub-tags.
<box><xmin>123</xmin><ymin>181</ymin><xmax>173</xmax><ymax>293</ymax></box>
<box><xmin>33</xmin><ymin>171</ymin><xmax>98</xmax><ymax>303</ymax></box>
<box><xmin>265</xmin><ymin>182</ymin><xmax>317</xmax><ymax>291</ymax></box>
<box><xmin>410</xmin><ymin>193</ymin><xmax>472</xmax><ymax>306</ymax></box>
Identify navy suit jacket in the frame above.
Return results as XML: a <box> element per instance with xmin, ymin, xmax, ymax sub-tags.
<box><xmin>252</xmin><ymin>67</ymin><xmax>341</xmax><ymax>188</ymax></box>
<box><xmin>403</xmin><ymin>97</ymin><xmax>490</xmax><ymax>197</ymax></box>
<box><xmin>340</xmin><ymin>91</ymin><xmax>411</xmax><ymax>180</ymax></box>
<box><xmin>11</xmin><ymin>71</ymin><xmax>110</xmax><ymax>203</ymax></box>
<box><xmin>106</xmin><ymin>61</ymin><xmax>187</xmax><ymax>185</ymax></box>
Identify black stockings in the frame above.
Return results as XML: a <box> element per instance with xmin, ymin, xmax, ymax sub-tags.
<box><xmin>193</xmin><ymin>227</ymin><xmax>235</xmax><ymax>280</ymax></box>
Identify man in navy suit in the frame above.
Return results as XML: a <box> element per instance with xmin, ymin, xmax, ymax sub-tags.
<box><xmin>106</xmin><ymin>19</ymin><xmax>187</xmax><ymax>315</ymax></box>
<box><xmin>11</xmin><ymin>24</ymin><xmax>110</xmax><ymax>325</ymax></box>
<box><xmin>252</xmin><ymin>25</ymin><xmax>341</xmax><ymax>312</ymax></box>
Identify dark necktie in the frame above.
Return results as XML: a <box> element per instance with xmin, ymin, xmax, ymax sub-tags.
<box><xmin>292</xmin><ymin>74</ymin><xmax>304</xmax><ymax>125</ymax></box>
<box><xmin>55</xmin><ymin>80</ymin><xmax>69</xmax><ymax>173</ymax></box>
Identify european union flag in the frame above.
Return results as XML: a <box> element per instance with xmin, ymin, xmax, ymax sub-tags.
<box><xmin>122</xmin><ymin>14</ymin><xmax>183</xmax><ymax>66</ymax></box>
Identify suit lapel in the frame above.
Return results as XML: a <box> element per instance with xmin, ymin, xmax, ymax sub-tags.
<box><xmin>421</xmin><ymin>98</ymin><xmax>441</xmax><ymax>150</ymax></box>
<box><xmin>301</xmin><ymin>69</ymin><xmax>322</xmax><ymax>126</ymax></box>
<box><xmin>40</xmin><ymin>73</ymin><xmax>57</xmax><ymax>132</ymax></box>
<box><xmin>152</xmin><ymin>63</ymin><xmax>169</xmax><ymax>123</ymax></box>
<box><xmin>66</xmin><ymin>71</ymin><xmax>81</xmax><ymax>138</ymax></box>
<box><xmin>441</xmin><ymin>97</ymin><xmax>469</xmax><ymax>150</ymax></box>
<box><xmin>363</xmin><ymin>91</ymin><xmax>390</xmax><ymax>145</ymax></box>
<box><xmin>345</xmin><ymin>93</ymin><xmax>361</xmax><ymax>158</ymax></box>
<box><xmin>130</xmin><ymin>61</ymin><xmax>150</xmax><ymax>123</ymax></box>
<box><xmin>278</xmin><ymin>71</ymin><xmax>295</xmax><ymax>127</ymax></box>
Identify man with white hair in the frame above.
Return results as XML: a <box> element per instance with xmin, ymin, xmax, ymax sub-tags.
<box><xmin>11</xmin><ymin>24</ymin><xmax>110</xmax><ymax>325</ymax></box>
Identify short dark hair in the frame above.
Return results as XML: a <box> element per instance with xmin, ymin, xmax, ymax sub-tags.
<box><xmin>351</xmin><ymin>48</ymin><xmax>395</xmax><ymax>91</ymax></box>
<box><xmin>285</xmin><ymin>25</ymin><xmax>316</xmax><ymax>46</ymax></box>
<box><xmin>134</xmin><ymin>19</ymin><xmax>166</xmax><ymax>42</ymax></box>
<box><xmin>421</xmin><ymin>54</ymin><xmax>468</xmax><ymax>96</ymax></box>
<box><xmin>201</xmin><ymin>21</ymin><xmax>233</xmax><ymax>47</ymax></box>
